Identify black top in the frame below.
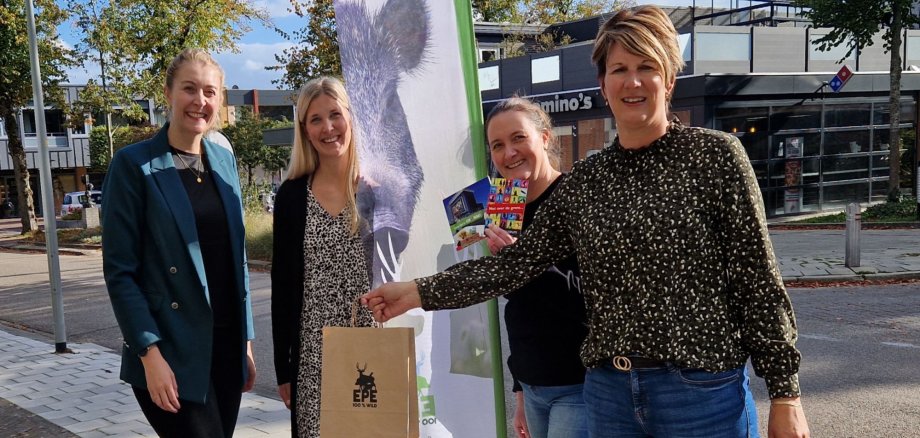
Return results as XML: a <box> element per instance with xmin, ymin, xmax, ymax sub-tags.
<box><xmin>172</xmin><ymin>148</ymin><xmax>238</xmax><ymax>329</ymax></box>
<box><xmin>503</xmin><ymin>176</ymin><xmax>586</xmax><ymax>391</ymax></box>
<box><xmin>270</xmin><ymin>176</ymin><xmax>309</xmax><ymax>385</ymax></box>
<box><xmin>417</xmin><ymin>122</ymin><xmax>801</xmax><ymax>399</ymax></box>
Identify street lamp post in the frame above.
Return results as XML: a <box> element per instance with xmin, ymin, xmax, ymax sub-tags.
<box><xmin>24</xmin><ymin>0</ymin><xmax>68</xmax><ymax>353</ymax></box>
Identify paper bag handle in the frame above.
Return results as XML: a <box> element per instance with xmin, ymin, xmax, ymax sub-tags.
<box><xmin>352</xmin><ymin>297</ymin><xmax>382</xmax><ymax>328</ymax></box>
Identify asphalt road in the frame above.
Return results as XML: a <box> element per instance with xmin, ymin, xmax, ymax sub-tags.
<box><xmin>1</xmin><ymin>250</ymin><xmax>919</xmax><ymax>436</ymax></box>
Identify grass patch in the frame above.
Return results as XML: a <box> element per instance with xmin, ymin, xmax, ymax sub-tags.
<box><xmin>788</xmin><ymin>199</ymin><xmax>918</xmax><ymax>224</ymax></box>
<box><xmin>245</xmin><ymin>210</ymin><xmax>273</xmax><ymax>262</ymax></box>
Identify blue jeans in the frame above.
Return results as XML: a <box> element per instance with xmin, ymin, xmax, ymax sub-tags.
<box><xmin>583</xmin><ymin>364</ymin><xmax>759</xmax><ymax>438</ymax></box>
<box><xmin>521</xmin><ymin>382</ymin><xmax>589</xmax><ymax>438</ymax></box>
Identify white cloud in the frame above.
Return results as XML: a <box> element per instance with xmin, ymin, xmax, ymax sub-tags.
<box><xmin>253</xmin><ymin>0</ymin><xmax>296</xmax><ymax>18</ymax></box>
<box><xmin>215</xmin><ymin>42</ymin><xmax>294</xmax><ymax>90</ymax></box>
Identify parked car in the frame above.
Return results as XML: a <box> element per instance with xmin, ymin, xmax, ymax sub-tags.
<box><xmin>61</xmin><ymin>191</ymin><xmax>102</xmax><ymax>215</ymax></box>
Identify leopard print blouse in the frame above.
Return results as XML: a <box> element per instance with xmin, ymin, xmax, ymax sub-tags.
<box><xmin>295</xmin><ymin>184</ymin><xmax>375</xmax><ymax>438</ymax></box>
<box><xmin>417</xmin><ymin>121</ymin><xmax>801</xmax><ymax>399</ymax></box>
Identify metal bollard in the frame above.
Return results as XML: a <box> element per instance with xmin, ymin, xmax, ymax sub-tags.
<box><xmin>845</xmin><ymin>203</ymin><xmax>861</xmax><ymax>267</ymax></box>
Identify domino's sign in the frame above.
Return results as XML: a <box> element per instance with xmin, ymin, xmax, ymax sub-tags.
<box><xmin>829</xmin><ymin>65</ymin><xmax>853</xmax><ymax>92</ymax></box>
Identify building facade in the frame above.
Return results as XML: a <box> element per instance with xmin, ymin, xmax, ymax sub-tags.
<box><xmin>478</xmin><ymin>2</ymin><xmax>920</xmax><ymax>217</ymax></box>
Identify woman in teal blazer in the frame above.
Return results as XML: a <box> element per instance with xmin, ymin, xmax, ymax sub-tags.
<box><xmin>102</xmin><ymin>49</ymin><xmax>255</xmax><ymax>437</ymax></box>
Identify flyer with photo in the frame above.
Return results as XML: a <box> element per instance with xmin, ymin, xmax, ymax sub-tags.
<box><xmin>443</xmin><ymin>177</ymin><xmax>528</xmax><ymax>251</ymax></box>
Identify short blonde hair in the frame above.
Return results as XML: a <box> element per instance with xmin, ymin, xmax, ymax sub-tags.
<box><xmin>592</xmin><ymin>5</ymin><xmax>685</xmax><ymax>88</ymax></box>
<box><xmin>165</xmin><ymin>48</ymin><xmax>225</xmax><ymax>130</ymax></box>
<box><xmin>485</xmin><ymin>97</ymin><xmax>560</xmax><ymax>170</ymax></box>
<box><xmin>286</xmin><ymin>76</ymin><xmax>361</xmax><ymax>234</ymax></box>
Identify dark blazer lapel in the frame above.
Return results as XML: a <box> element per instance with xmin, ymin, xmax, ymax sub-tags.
<box><xmin>148</xmin><ymin>127</ymin><xmax>209</xmax><ymax>294</ymax></box>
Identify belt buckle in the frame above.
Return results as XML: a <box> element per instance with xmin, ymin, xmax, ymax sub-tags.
<box><xmin>613</xmin><ymin>356</ymin><xmax>632</xmax><ymax>371</ymax></box>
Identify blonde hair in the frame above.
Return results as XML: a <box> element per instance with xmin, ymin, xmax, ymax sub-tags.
<box><xmin>165</xmin><ymin>48</ymin><xmax>225</xmax><ymax>130</ymax></box>
<box><xmin>286</xmin><ymin>76</ymin><xmax>361</xmax><ymax>234</ymax></box>
<box><xmin>592</xmin><ymin>5</ymin><xmax>685</xmax><ymax>92</ymax></box>
<box><xmin>485</xmin><ymin>97</ymin><xmax>561</xmax><ymax>170</ymax></box>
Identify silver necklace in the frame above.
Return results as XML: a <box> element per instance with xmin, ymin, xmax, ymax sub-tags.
<box><xmin>174</xmin><ymin>151</ymin><xmax>204</xmax><ymax>183</ymax></box>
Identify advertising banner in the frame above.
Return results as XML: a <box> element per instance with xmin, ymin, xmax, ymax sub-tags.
<box><xmin>334</xmin><ymin>0</ymin><xmax>504</xmax><ymax>436</ymax></box>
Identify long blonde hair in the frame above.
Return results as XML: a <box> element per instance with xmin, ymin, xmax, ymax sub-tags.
<box><xmin>286</xmin><ymin>76</ymin><xmax>361</xmax><ymax>234</ymax></box>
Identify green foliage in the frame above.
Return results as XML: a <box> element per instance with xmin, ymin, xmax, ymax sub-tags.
<box><xmin>221</xmin><ymin>107</ymin><xmax>293</xmax><ymax>186</ymax></box>
<box><xmin>88</xmin><ymin>124</ymin><xmax>158</xmax><ymax>171</ymax></box>
<box><xmin>1</xmin><ymin>0</ymin><xmax>78</xmax><ymax>232</ymax></box>
<box><xmin>790</xmin><ymin>199</ymin><xmax>918</xmax><ymax>223</ymax></box>
<box><xmin>271</xmin><ymin>0</ymin><xmax>341</xmax><ymax>90</ymax></box>
<box><xmin>862</xmin><ymin>198</ymin><xmax>917</xmax><ymax>221</ymax></box>
<box><xmin>67</xmin><ymin>0</ymin><xmax>270</xmax><ymax>116</ymax></box>
<box><xmin>61</xmin><ymin>207</ymin><xmax>83</xmax><ymax>220</ymax></box>
<box><xmin>472</xmin><ymin>0</ymin><xmax>518</xmax><ymax>22</ymax></box>
<box><xmin>244</xmin><ymin>209</ymin><xmax>273</xmax><ymax>262</ymax></box>
<box><xmin>492</xmin><ymin>0</ymin><xmax>635</xmax><ymax>56</ymax></box>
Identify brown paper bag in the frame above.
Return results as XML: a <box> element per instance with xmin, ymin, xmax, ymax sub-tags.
<box><xmin>319</xmin><ymin>326</ymin><xmax>419</xmax><ymax>438</ymax></box>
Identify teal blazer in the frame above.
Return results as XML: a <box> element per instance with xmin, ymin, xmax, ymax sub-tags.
<box><xmin>101</xmin><ymin>126</ymin><xmax>254</xmax><ymax>404</ymax></box>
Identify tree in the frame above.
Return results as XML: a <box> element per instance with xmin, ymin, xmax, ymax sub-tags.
<box><xmin>798</xmin><ymin>0</ymin><xmax>919</xmax><ymax>201</ymax></box>
<box><xmin>67</xmin><ymin>0</ymin><xmax>270</xmax><ymax>143</ymax></box>
<box><xmin>0</xmin><ymin>0</ymin><xmax>76</xmax><ymax>233</ymax></box>
<box><xmin>472</xmin><ymin>0</ymin><xmax>518</xmax><ymax>22</ymax></box>
<box><xmin>221</xmin><ymin>107</ymin><xmax>293</xmax><ymax>187</ymax></box>
<box><xmin>496</xmin><ymin>0</ymin><xmax>635</xmax><ymax>57</ymax></box>
<box><xmin>271</xmin><ymin>0</ymin><xmax>341</xmax><ymax>90</ymax></box>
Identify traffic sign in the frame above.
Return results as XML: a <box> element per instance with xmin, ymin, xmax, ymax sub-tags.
<box><xmin>828</xmin><ymin>65</ymin><xmax>853</xmax><ymax>93</ymax></box>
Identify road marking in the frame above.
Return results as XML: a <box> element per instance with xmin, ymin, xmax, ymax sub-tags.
<box><xmin>800</xmin><ymin>333</ymin><xmax>841</xmax><ymax>342</ymax></box>
<box><xmin>880</xmin><ymin>342</ymin><xmax>920</xmax><ymax>349</ymax></box>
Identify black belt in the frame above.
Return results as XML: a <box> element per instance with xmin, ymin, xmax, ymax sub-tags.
<box><xmin>611</xmin><ymin>356</ymin><xmax>669</xmax><ymax>371</ymax></box>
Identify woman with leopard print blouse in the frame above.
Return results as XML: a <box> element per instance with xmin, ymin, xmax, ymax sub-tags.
<box><xmin>364</xmin><ymin>6</ymin><xmax>810</xmax><ymax>438</ymax></box>
<box><xmin>271</xmin><ymin>77</ymin><xmax>375</xmax><ymax>438</ymax></box>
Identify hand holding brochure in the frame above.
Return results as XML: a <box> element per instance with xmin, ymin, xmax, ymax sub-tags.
<box><xmin>442</xmin><ymin>177</ymin><xmax>528</xmax><ymax>251</ymax></box>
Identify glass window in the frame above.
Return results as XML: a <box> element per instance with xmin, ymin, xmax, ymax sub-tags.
<box><xmin>713</xmin><ymin>107</ymin><xmax>768</xmax><ymax>135</ymax></box>
<box><xmin>772</xmin><ymin>185</ymin><xmax>820</xmax><ymax>215</ymax></box>
<box><xmin>872</xmin><ymin>127</ymin><xmax>914</xmax><ymax>152</ymax></box>
<box><xmin>22</xmin><ymin>110</ymin><xmax>37</xmax><ymax>135</ymax></box>
<box><xmin>871</xmin><ymin>154</ymin><xmax>891</xmax><ymax>178</ymax></box>
<box><xmin>479</xmin><ymin>66</ymin><xmax>499</xmax><ymax>91</ymax></box>
<box><xmin>0</xmin><ymin>118</ymin><xmax>5</xmax><ymax>137</ymax></box>
<box><xmin>825</xmin><ymin>103</ymin><xmax>870</xmax><ymax>128</ymax></box>
<box><xmin>695</xmin><ymin>33</ymin><xmax>750</xmax><ymax>61</ymax></box>
<box><xmin>751</xmin><ymin>161</ymin><xmax>768</xmax><ymax>188</ymax></box>
<box><xmin>822</xmin><ymin>156</ymin><xmax>869</xmax><ymax>182</ymax></box>
<box><xmin>809</xmin><ymin>36</ymin><xmax>855</xmax><ymax>61</ymax></box>
<box><xmin>774</xmin><ymin>132</ymin><xmax>820</xmax><ymax>157</ymax></box>
<box><xmin>873</xmin><ymin>102</ymin><xmax>914</xmax><ymax>125</ymax></box>
<box><xmin>907</xmin><ymin>36</ymin><xmax>920</xmax><ymax>60</ymax></box>
<box><xmin>735</xmin><ymin>131</ymin><xmax>768</xmax><ymax>160</ymax></box>
<box><xmin>260</xmin><ymin>106</ymin><xmax>295</xmax><ymax>122</ymax></box>
<box><xmin>678</xmin><ymin>33</ymin><xmax>692</xmax><ymax>62</ymax></box>
<box><xmin>824</xmin><ymin>130</ymin><xmax>870</xmax><ymax>155</ymax></box>
<box><xmin>770</xmin><ymin>158</ymin><xmax>820</xmax><ymax>187</ymax></box>
<box><xmin>531</xmin><ymin>56</ymin><xmax>560</xmax><ymax>84</ymax></box>
<box><xmin>45</xmin><ymin>109</ymin><xmax>66</xmax><ymax>135</ymax></box>
<box><xmin>823</xmin><ymin>182</ymin><xmax>869</xmax><ymax>208</ymax></box>
<box><xmin>771</xmin><ymin>105</ymin><xmax>821</xmax><ymax>131</ymax></box>
<box><xmin>870</xmin><ymin>179</ymin><xmax>888</xmax><ymax>202</ymax></box>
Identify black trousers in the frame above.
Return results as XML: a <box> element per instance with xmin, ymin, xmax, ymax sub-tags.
<box><xmin>133</xmin><ymin>327</ymin><xmax>243</xmax><ymax>438</ymax></box>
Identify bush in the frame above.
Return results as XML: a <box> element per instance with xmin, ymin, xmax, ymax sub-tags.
<box><xmin>245</xmin><ymin>210</ymin><xmax>273</xmax><ymax>262</ymax></box>
<box><xmin>862</xmin><ymin>198</ymin><xmax>918</xmax><ymax>222</ymax></box>
<box><xmin>61</xmin><ymin>208</ymin><xmax>82</xmax><ymax>220</ymax></box>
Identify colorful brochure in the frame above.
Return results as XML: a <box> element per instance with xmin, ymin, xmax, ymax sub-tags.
<box><xmin>443</xmin><ymin>177</ymin><xmax>528</xmax><ymax>251</ymax></box>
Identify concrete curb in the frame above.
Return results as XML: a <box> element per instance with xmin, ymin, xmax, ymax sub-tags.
<box><xmin>784</xmin><ymin>270</ymin><xmax>920</xmax><ymax>284</ymax></box>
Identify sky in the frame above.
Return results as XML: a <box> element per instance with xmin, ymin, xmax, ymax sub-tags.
<box><xmin>57</xmin><ymin>0</ymin><xmax>711</xmax><ymax>91</ymax></box>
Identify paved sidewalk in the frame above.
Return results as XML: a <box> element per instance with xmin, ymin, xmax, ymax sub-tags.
<box><xmin>770</xmin><ymin>229</ymin><xmax>920</xmax><ymax>282</ymax></box>
<box><xmin>0</xmin><ymin>329</ymin><xmax>290</xmax><ymax>437</ymax></box>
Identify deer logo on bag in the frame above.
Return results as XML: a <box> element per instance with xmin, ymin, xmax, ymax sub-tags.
<box><xmin>353</xmin><ymin>362</ymin><xmax>378</xmax><ymax>407</ymax></box>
